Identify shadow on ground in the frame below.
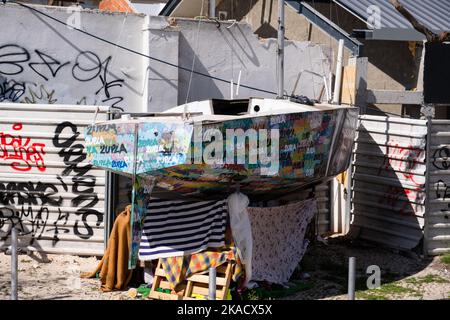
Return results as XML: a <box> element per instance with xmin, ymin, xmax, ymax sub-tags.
<box><xmin>280</xmin><ymin>236</ymin><xmax>449</xmax><ymax>300</ymax></box>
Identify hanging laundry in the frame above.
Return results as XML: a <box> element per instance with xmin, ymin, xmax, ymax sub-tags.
<box><xmin>81</xmin><ymin>205</ymin><xmax>133</xmax><ymax>292</ymax></box>
<box><xmin>227</xmin><ymin>192</ymin><xmax>253</xmax><ymax>287</ymax></box>
<box><xmin>247</xmin><ymin>198</ymin><xmax>317</xmax><ymax>285</ymax></box>
<box><xmin>139</xmin><ymin>198</ymin><xmax>228</xmax><ymax>260</ymax></box>
<box><xmin>159</xmin><ymin>247</ymin><xmax>243</xmax><ymax>290</ymax></box>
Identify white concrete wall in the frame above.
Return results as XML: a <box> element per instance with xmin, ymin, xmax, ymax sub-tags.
<box><xmin>148</xmin><ymin>17</ymin><xmax>332</xmax><ymax>111</ymax></box>
<box><xmin>0</xmin><ymin>4</ymin><xmax>331</xmax><ymax>113</ymax></box>
<box><xmin>0</xmin><ymin>4</ymin><xmax>148</xmax><ymax>112</ymax></box>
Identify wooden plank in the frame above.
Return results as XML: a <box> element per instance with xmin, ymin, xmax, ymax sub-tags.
<box><xmin>186</xmin><ymin>274</ymin><xmax>227</xmax><ymax>286</ymax></box>
<box><xmin>341</xmin><ymin>65</ymin><xmax>357</xmax><ymax>105</ymax></box>
<box><xmin>185</xmin><ymin>281</ymin><xmax>194</xmax><ymax>297</ymax></box>
<box><xmin>366</xmin><ymin>90</ymin><xmax>424</xmax><ymax>104</ymax></box>
<box><xmin>150</xmin><ymin>260</ymin><xmax>163</xmax><ymax>295</ymax></box>
<box><xmin>154</xmin><ymin>281</ymin><xmax>172</xmax><ymax>290</ymax></box>
<box><xmin>219</xmin><ymin>262</ymin><xmax>233</xmax><ymax>300</ymax></box>
<box><xmin>154</xmin><ymin>268</ymin><xmax>166</xmax><ymax>277</ymax></box>
<box><xmin>191</xmin><ymin>284</ymin><xmax>225</xmax><ymax>298</ymax></box>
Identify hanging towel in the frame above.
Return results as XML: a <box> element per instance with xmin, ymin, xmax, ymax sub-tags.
<box><xmin>81</xmin><ymin>205</ymin><xmax>133</xmax><ymax>292</ymax></box>
<box><xmin>247</xmin><ymin>199</ymin><xmax>317</xmax><ymax>284</ymax></box>
<box><xmin>139</xmin><ymin>198</ymin><xmax>228</xmax><ymax>260</ymax></box>
<box><xmin>227</xmin><ymin>192</ymin><xmax>252</xmax><ymax>287</ymax></box>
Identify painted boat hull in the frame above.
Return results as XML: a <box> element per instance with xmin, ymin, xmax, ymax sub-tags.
<box><xmin>85</xmin><ymin>106</ymin><xmax>358</xmax><ymax>198</ymax></box>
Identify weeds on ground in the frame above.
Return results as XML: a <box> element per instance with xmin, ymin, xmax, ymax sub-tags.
<box><xmin>441</xmin><ymin>254</ymin><xmax>450</xmax><ymax>266</ymax></box>
<box><xmin>356</xmin><ymin>281</ymin><xmax>422</xmax><ymax>300</ymax></box>
<box><xmin>405</xmin><ymin>274</ymin><xmax>449</xmax><ymax>285</ymax></box>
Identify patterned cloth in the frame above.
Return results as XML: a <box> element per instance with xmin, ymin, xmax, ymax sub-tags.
<box><xmin>139</xmin><ymin>198</ymin><xmax>228</xmax><ymax>260</ymax></box>
<box><xmin>160</xmin><ymin>247</ymin><xmax>243</xmax><ymax>290</ymax></box>
<box><xmin>247</xmin><ymin>199</ymin><xmax>317</xmax><ymax>284</ymax></box>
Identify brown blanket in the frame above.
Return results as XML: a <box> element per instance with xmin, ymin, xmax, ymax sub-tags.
<box><xmin>81</xmin><ymin>205</ymin><xmax>133</xmax><ymax>292</ymax></box>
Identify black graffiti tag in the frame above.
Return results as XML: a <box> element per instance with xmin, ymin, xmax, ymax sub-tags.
<box><xmin>71</xmin><ymin>51</ymin><xmax>102</xmax><ymax>82</ymax></box>
<box><xmin>0</xmin><ymin>45</ymin><xmax>126</xmax><ymax>108</ymax></box>
<box><xmin>0</xmin><ymin>181</ymin><xmax>64</xmax><ymax>244</ymax></box>
<box><xmin>0</xmin><ymin>78</ymin><xmax>26</xmax><ymax>102</ymax></box>
<box><xmin>0</xmin><ymin>44</ymin><xmax>30</xmax><ymax>75</ymax></box>
<box><xmin>28</xmin><ymin>50</ymin><xmax>70</xmax><ymax>81</ymax></box>
<box><xmin>436</xmin><ymin>180</ymin><xmax>450</xmax><ymax>200</ymax></box>
<box><xmin>432</xmin><ymin>147</ymin><xmax>450</xmax><ymax>170</ymax></box>
<box><xmin>95</xmin><ymin>56</ymin><xmax>124</xmax><ymax>108</ymax></box>
<box><xmin>53</xmin><ymin>122</ymin><xmax>103</xmax><ymax>239</ymax></box>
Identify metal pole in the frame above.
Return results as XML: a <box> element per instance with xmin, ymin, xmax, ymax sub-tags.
<box><xmin>208</xmin><ymin>267</ymin><xmax>216</xmax><ymax>300</ymax></box>
<box><xmin>333</xmin><ymin>39</ymin><xmax>345</xmax><ymax>104</ymax></box>
<box><xmin>345</xmin><ymin>145</ymin><xmax>354</xmax><ymax>234</ymax></box>
<box><xmin>348</xmin><ymin>257</ymin><xmax>355</xmax><ymax>300</ymax></box>
<box><xmin>11</xmin><ymin>223</ymin><xmax>18</xmax><ymax>300</ymax></box>
<box><xmin>423</xmin><ymin>113</ymin><xmax>433</xmax><ymax>258</ymax></box>
<box><xmin>209</xmin><ymin>0</ymin><xmax>216</xmax><ymax>18</ymax></box>
<box><xmin>277</xmin><ymin>0</ymin><xmax>285</xmax><ymax>99</ymax></box>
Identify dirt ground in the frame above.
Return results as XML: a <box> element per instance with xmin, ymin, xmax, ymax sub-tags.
<box><xmin>0</xmin><ymin>238</ymin><xmax>449</xmax><ymax>300</ymax></box>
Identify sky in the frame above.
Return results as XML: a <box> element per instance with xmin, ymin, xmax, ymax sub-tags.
<box><xmin>131</xmin><ymin>3</ymin><xmax>166</xmax><ymax>16</ymax></box>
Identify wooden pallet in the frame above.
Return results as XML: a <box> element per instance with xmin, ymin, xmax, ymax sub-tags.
<box><xmin>149</xmin><ymin>259</ymin><xmax>232</xmax><ymax>300</ymax></box>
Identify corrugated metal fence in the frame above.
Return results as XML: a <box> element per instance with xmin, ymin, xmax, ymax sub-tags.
<box><xmin>426</xmin><ymin>120</ymin><xmax>450</xmax><ymax>255</ymax></box>
<box><xmin>0</xmin><ymin>104</ymin><xmax>110</xmax><ymax>255</ymax></box>
<box><xmin>283</xmin><ymin>182</ymin><xmax>331</xmax><ymax>236</ymax></box>
<box><xmin>351</xmin><ymin>115</ymin><xmax>428</xmax><ymax>251</ymax></box>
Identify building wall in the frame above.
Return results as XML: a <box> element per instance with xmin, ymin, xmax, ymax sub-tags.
<box><xmin>0</xmin><ymin>4</ymin><xmax>148</xmax><ymax>112</ymax></box>
<box><xmin>147</xmin><ymin>17</ymin><xmax>331</xmax><ymax>111</ymax></box>
<box><xmin>0</xmin><ymin>4</ymin><xmax>332</xmax><ymax>113</ymax></box>
<box><xmin>212</xmin><ymin>0</ymin><xmax>423</xmax><ymax>116</ymax></box>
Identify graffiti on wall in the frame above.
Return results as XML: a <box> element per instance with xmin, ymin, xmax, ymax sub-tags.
<box><xmin>0</xmin><ymin>44</ymin><xmax>125</xmax><ymax>108</ymax></box>
<box><xmin>0</xmin><ymin>121</ymin><xmax>102</xmax><ymax>247</ymax></box>
<box><xmin>374</xmin><ymin>143</ymin><xmax>425</xmax><ymax>215</ymax></box>
<box><xmin>53</xmin><ymin>122</ymin><xmax>103</xmax><ymax>239</ymax></box>
<box><xmin>377</xmin><ymin>143</ymin><xmax>424</xmax><ymax>187</ymax></box>
<box><xmin>431</xmin><ymin>146</ymin><xmax>450</xmax><ymax>215</ymax></box>
<box><xmin>0</xmin><ymin>123</ymin><xmax>46</xmax><ymax>172</ymax></box>
<box><xmin>85</xmin><ymin>122</ymin><xmax>136</xmax><ymax>174</ymax></box>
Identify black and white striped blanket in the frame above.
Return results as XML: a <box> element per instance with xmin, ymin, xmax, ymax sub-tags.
<box><xmin>138</xmin><ymin>198</ymin><xmax>228</xmax><ymax>260</ymax></box>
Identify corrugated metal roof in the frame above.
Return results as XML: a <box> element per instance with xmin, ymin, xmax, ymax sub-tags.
<box><xmin>334</xmin><ymin>0</ymin><xmax>450</xmax><ymax>40</ymax></box>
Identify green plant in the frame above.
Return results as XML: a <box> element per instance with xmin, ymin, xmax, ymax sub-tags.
<box><xmin>441</xmin><ymin>254</ymin><xmax>450</xmax><ymax>266</ymax></box>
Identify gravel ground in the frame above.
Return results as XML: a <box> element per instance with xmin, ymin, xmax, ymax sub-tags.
<box><xmin>286</xmin><ymin>238</ymin><xmax>450</xmax><ymax>300</ymax></box>
<box><xmin>0</xmin><ymin>238</ymin><xmax>449</xmax><ymax>300</ymax></box>
<box><xmin>0</xmin><ymin>252</ymin><xmax>128</xmax><ymax>300</ymax></box>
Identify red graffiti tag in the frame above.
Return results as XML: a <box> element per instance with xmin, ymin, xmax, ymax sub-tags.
<box><xmin>378</xmin><ymin>186</ymin><xmax>423</xmax><ymax>216</ymax></box>
<box><xmin>0</xmin><ymin>123</ymin><xmax>46</xmax><ymax>172</ymax></box>
<box><xmin>377</xmin><ymin>143</ymin><xmax>424</xmax><ymax>187</ymax></box>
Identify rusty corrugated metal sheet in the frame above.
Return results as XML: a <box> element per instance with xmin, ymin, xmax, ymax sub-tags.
<box><xmin>0</xmin><ymin>103</ymin><xmax>110</xmax><ymax>255</ymax></box>
<box><xmin>426</xmin><ymin>120</ymin><xmax>450</xmax><ymax>255</ymax></box>
<box><xmin>351</xmin><ymin>115</ymin><xmax>427</xmax><ymax>250</ymax></box>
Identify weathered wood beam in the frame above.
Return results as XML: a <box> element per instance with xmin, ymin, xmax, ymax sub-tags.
<box><xmin>389</xmin><ymin>0</ymin><xmax>450</xmax><ymax>42</ymax></box>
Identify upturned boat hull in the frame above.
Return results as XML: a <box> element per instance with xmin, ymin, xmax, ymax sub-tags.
<box><xmin>85</xmin><ymin>101</ymin><xmax>358</xmax><ymax>198</ymax></box>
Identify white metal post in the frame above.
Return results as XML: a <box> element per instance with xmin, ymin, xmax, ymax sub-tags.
<box><xmin>348</xmin><ymin>257</ymin><xmax>356</xmax><ymax>300</ymax></box>
<box><xmin>208</xmin><ymin>267</ymin><xmax>216</xmax><ymax>300</ymax></box>
<box><xmin>333</xmin><ymin>39</ymin><xmax>345</xmax><ymax>104</ymax></box>
<box><xmin>11</xmin><ymin>224</ymin><xmax>18</xmax><ymax>300</ymax></box>
<box><xmin>277</xmin><ymin>0</ymin><xmax>285</xmax><ymax>99</ymax></box>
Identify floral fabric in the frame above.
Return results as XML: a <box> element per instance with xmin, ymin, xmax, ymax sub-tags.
<box><xmin>247</xmin><ymin>199</ymin><xmax>317</xmax><ymax>284</ymax></box>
